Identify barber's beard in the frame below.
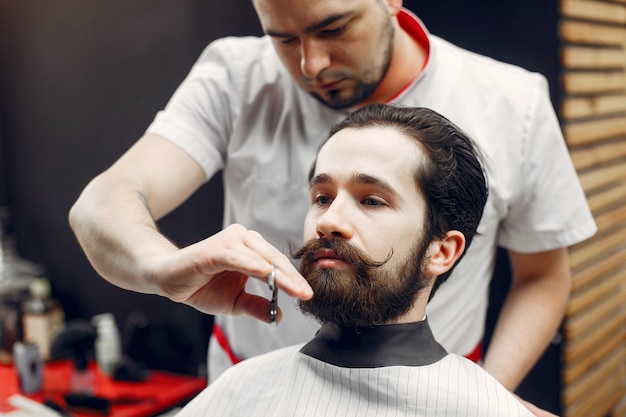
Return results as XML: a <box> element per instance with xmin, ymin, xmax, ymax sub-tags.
<box><xmin>309</xmin><ymin>16</ymin><xmax>395</xmax><ymax>110</ymax></box>
<box><xmin>291</xmin><ymin>238</ymin><xmax>429</xmax><ymax>327</ymax></box>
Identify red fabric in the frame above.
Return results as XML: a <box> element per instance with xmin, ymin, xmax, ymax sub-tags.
<box><xmin>465</xmin><ymin>342</ymin><xmax>483</xmax><ymax>363</ymax></box>
<box><xmin>385</xmin><ymin>9</ymin><xmax>431</xmax><ymax>103</ymax></box>
<box><xmin>212</xmin><ymin>323</ymin><xmax>242</xmax><ymax>365</ymax></box>
<box><xmin>0</xmin><ymin>360</ymin><xmax>206</xmax><ymax>416</ymax></box>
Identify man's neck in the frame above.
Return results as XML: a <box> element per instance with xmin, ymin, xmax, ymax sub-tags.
<box><xmin>300</xmin><ymin>320</ymin><xmax>448</xmax><ymax>368</ymax></box>
<box><xmin>359</xmin><ymin>11</ymin><xmax>428</xmax><ymax>106</ymax></box>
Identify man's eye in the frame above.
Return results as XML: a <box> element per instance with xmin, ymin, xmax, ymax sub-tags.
<box><xmin>278</xmin><ymin>37</ymin><xmax>298</xmax><ymax>45</ymax></box>
<box><xmin>315</xmin><ymin>195</ymin><xmax>332</xmax><ymax>205</ymax></box>
<box><xmin>362</xmin><ymin>197</ymin><xmax>383</xmax><ymax>207</ymax></box>
<box><xmin>322</xmin><ymin>26</ymin><xmax>346</xmax><ymax>37</ymax></box>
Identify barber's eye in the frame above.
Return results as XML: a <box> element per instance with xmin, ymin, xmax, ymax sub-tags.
<box><xmin>322</xmin><ymin>26</ymin><xmax>345</xmax><ymax>36</ymax></box>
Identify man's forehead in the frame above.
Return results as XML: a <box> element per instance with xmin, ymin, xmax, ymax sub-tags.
<box><xmin>320</xmin><ymin>126</ymin><xmax>418</xmax><ymax>158</ymax></box>
<box><xmin>253</xmin><ymin>0</ymin><xmax>360</xmax><ymax>32</ymax></box>
<box><xmin>314</xmin><ymin>126</ymin><xmax>421</xmax><ymax>185</ymax></box>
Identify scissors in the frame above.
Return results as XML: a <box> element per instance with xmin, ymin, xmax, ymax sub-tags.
<box><xmin>267</xmin><ymin>264</ymin><xmax>278</xmax><ymax>327</ymax></box>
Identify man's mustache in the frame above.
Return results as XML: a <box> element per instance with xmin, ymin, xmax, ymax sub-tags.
<box><xmin>290</xmin><ymin>238</ymin><xmax>391</xmax><ymax>270</ymax></box>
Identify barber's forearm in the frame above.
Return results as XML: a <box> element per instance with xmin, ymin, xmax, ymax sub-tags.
<box><xmin>482</xmin><ymin>249</ymin><xmax>571</xmax><ymax>391</ymax></box>
<box><xmin>482</xmin><ymin>284</ymin><xmax>567</xmax><ymax>390</ymax></box>
<box><xmin>69</xmin><ymin>174</ymin><xmax>177</xmax><ymax>296</ymax></box>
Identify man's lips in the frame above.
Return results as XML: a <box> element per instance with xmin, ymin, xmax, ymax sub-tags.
<box><xmin>313</xmin><ymin>248</ymin><xmax>338</xmax><ymax>261</ymax></box>
<box><xmin>312</xmin><ymin>78</ymin><xmax>345</xmax><ymax>91</ymax></box>
<box><xmin>313</xmin><ymin>248</ymin><xmax>349</xmax><ymax>268</ymax></box>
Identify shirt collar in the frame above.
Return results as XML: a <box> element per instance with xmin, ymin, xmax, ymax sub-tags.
<box><xmin>385</xmin><ymin>8</ymin><xmax>431</xmax><ymax>103</ymax></box>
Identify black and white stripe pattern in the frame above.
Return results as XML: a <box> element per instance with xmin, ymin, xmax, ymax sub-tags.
<box><xmin>176</xmin><ymin>321</ymin><xmax>534</xmax><ymax>416</ymax></box>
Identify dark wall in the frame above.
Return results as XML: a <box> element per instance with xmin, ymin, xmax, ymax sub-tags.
<box><xmin>0</xmin><ymin>0</ymin><xmax>561</xmax><ymax>406</ymax></box>
<box><xmin>0</xmin><ymin>0</ymin><xmax>262</xmax><ymax>376</ymax></box>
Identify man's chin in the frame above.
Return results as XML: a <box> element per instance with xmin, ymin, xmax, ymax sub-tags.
<box><xmin>309</xmin><ymin>90</ymin><xmax>363</xmax><ymax>110</ymax></box>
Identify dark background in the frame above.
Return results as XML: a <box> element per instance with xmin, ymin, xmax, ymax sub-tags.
<box><xmin>0</xmin><ymin>0</ymin><xmax>561</xmax><ymax>412</ymax></box>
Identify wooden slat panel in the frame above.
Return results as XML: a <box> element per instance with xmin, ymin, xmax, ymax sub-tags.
<box><xmin>565</xmin><ymin>372</ymin><xmax>626</xmax><ymax>417</ymax></box>
<box><xmin>563</xmin><ymin>116</ymin><xmax>626</xmax><ymax>145</ymax></box>
<box><xmin>560</xmin><ymin>20</ymin><xmax>626</xmax><ymax>46</ymax></box>
<box><xmin>585</xmin><ymin>185</ymin><xmax>626</xmax><ymax>213</ymax></box>
<box><xmin>569</xmin><ymin>227</ymin><xmax>626</xmax><ymax>269</ymax></box>
<box><xmin>562</xmin><ymin>94</ymin><xmax>626</xmax><ymax>120</ymax></box>
<box><xmin>577</xmin><ymin>162</ymin><xmax>626</xmax><ymax>193</ymax></box>
<box><xmin>562</xmin><ymin>71</ymin><xmax>626</xmax><ymax>95</ymax></box>
<box><xmin>570</xmin><ymin>139</ymin><xmax>626</xmax><ymax>170</ymax></box>
<box><xmin>564</xmin><ymin>309</ymin><xmax>623</xmax><ymax>361</ymax></box>
<box><xmin>592</xmin><ymin>204</ymin><xmax>626</xmax><ymax>232</ymax></box>
<box><xmin>563</xmin><ymin>334</ymin><xmax>623</xmax><ymax>383</ymax></box>
<box><xmin>560</xmin><ymin>4</ymin><xmax>626</xmax><ymax>417</ymax></box>
<box><xmin>561</xmin><ymin>0</ymin><xmax>626</xmax><ymax>24</ymax></box>
<box><xmin>564</xmin><ymin>289</ymin><xmax>624</xmax><ymax>338</ymax></box>
<box><xmin>562</xmin><ymin>46</ymin><xmax>626</xmax><ymax>69</ymax></box>
<box><xmin>563</xmin><ymin>347</ymin><xmax>625</xmax><ymax>405</ymax></box>
<box><xmin>567</xmin><ymin>269</ymin><xmax>626</xmax><ymax>316</ymax></box>
<box><xmin>615</xmin><ymin>397</ymin><xmax>626</xmax><ymax>417</ymax></box>
<box><xmin>564</xmin><ymin>356</ymin><xmax>626</xmax><ymax>412</ymax></box>
<box><xmin>571</xmin><ymin>246</ymin><xmax>626</xmax><ymax>291</ymax></box>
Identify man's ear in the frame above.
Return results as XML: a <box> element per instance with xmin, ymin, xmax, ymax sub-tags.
<box><xmin>423</xmin><ymin>231</ymin><xmax>466</xmax><ymax>277</ymax></box>
<box><xmin>384</xmin><ymin>0</ymin><xmax>403</xmax><ymax>16</ymax></box>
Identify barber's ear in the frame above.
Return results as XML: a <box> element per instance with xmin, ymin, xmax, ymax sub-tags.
<box><xmin>384</xmin><ymin>0</ymin><xmax>403</xmax><ymax>16</ymax></box>
<box><xmin>424</xmin><ymin>231</ymin><xmax>466</xmax><ymax>276</ymax></box>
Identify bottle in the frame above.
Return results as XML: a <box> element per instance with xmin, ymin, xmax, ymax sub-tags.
<box><xmin>92</xmin><ymin>313</ymin><xmax>121</xmax><ymax>375</ymax></box>
<box><xmin>21</xmin><ymin>277</ymin><xmax>65</xmax><ymax>360</ymax></box>
<box><xmin>0</xmin><ymin>206</ymin><xmax>44</xmax><ymax>363</ymax></box>
<box><xmin>13</xmin><ymin>341</ymin><xmax>43</xmax><ymax>394</ymax></box>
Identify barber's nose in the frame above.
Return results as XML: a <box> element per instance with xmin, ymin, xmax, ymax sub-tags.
<box><xmin>300</xmin><ymin>40</ymin><xmax>330</xmax><ymax>79</ymax></box>
<box><xmin>316</xmin><ymin>200</ymin><xmax>353</xmax><ymax>240</ymax></box>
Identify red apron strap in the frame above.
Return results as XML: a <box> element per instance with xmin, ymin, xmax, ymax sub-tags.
<box><xmin>212</xmin><ymin>323</ymin><xmax>242</xmax><ymax>365</ymax></box>
<box><xmin>465</xmin><ymin>342</ymin><xmax>482</xmax><ymax>363</ymax></box>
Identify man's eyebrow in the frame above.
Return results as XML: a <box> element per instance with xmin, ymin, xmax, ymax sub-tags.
<box><xmin>265</xmin><ymin>12</ymin><xmax>352</xmax><ymax>38</ymax></box>
<box><xmin>352</xmin><ymin>173</ymin><xmax>397</xmax><ymax>196</ymax></box>
<box><xmin>309</xmin><ymin>172</ymin><xmax>398</xmax><ymax>196</ymax></box>
<box><xmin>309</xmin><ymin>173</ymin><xmax>332</xmax><ymax>188</ymax></box>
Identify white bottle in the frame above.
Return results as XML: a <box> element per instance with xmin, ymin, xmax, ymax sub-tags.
<box><xmin>92</xmin><ymin>313</ymin><xmax>121</xmax><ymax>375</ymax></box>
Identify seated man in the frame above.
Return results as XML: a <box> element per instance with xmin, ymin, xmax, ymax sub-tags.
<box><xmin>175</xmin><ymin>104</ymin><xmax>535</xmax><ymax>416</ymax></box>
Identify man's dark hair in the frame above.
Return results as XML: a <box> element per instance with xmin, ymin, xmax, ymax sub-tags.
<box><xmin>314</xmin><ymin>104</ymin><xmax>489</xmax><ymax>297</ymax></box>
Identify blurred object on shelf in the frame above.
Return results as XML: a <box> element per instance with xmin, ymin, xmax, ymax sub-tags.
<box><xmin>0</xmin><ymin>206</ymin><xmax>45</xmax><ymax>364</ymax></box>
<box><xmin>12</xmin><ymin>341</ymin><xmax>43</xmax><ymax>394</ymax></box>
<box><xmin>22</xmin><ymin>278</ymin><xmax>65</xmax><ymax>360</ymax></box>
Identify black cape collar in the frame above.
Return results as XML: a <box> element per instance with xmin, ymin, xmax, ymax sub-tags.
<box><xmin>299</xmin><ymin>319</ymin><xmax>448</xmax><ymax>368</ymax></box>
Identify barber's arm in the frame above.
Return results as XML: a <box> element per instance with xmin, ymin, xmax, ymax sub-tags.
<box><xmin>69</xmin><ymin>133</ymin><xmax>312</xmax><ymax>322</ymax></box>
<box><xmin>481</xmin><ymin>247</ymin><xmax>571</xmax><ymax>391</ymax></box>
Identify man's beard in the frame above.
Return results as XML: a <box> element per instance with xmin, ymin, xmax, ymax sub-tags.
<box><xmin>310</xmin><ymin>79</ymin><xmax>382</xmax><ymax>110</ymax></box>
<box><xmin>309</xmin><ymin>17</ymin><xmax>395</xmax><ymax>109</ymax></box>
<box><xmin>290</xmin><ymin>237</ymin><xmax>429</xmax><ymax>327</ymax></box>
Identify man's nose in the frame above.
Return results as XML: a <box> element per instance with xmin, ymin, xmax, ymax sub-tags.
<box><xmin>300</xmin><ymin>39</ymin><xmax>331</xmax><ymax>79</ymax></box>
<box><xmin>316</xmin><ymin>200</ymin><xmax>353</xmax><ymax>240</ymax></box>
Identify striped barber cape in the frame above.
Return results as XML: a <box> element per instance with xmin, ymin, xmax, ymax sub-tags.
<box><xmin>176</xmin><ymin>319</ymin><xmax>534</xmax><ymax>417</ymax></box>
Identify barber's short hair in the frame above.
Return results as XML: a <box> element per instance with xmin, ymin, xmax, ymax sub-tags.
<box><xmin>319</xmin><ymin>104</ymin><xmax>489</xmax><ymax>296</ymax></box>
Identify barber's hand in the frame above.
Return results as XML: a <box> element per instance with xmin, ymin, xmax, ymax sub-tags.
<box><xmin>516</xmin><ymin>395</ymin><xmax>559</xmax><ymax>417</ymax></box>
<box><xmin>149</xmin><ymin>224</ymin><xmax>313</xmax><ymax>323</ymax></box>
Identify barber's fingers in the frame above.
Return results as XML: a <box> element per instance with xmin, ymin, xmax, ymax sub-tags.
<box><xmin>239</xmin><ymin>229</ymin><xmax>312</xmax><ymax>300</ymax></box>
<box><xmin>234</xmin><ymin>292</ymin><xmax>284</xmax><ymax>324</ymax></box>
<box><xmin>205</xmin><ymin>225</ymin><xmax>312</xmax><ymax>300</ymax></box>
